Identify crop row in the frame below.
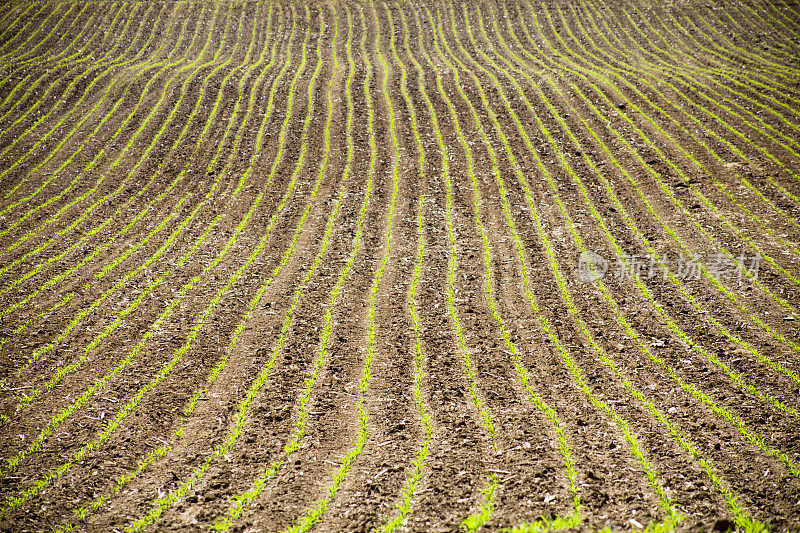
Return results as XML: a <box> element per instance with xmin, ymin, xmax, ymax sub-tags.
<box><xmin>0</xmin><ymin>1</ymin><xmax>797</xmax><ymax>531</ymax></box>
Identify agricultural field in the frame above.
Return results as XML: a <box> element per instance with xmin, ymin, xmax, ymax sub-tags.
<box><xmin>0</xmin><ymin>0</ymin><xmax>799</xmax><ymax>531</ymax></box>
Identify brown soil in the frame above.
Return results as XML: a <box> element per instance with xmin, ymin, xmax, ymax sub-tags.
<box><xmin>1</xmin><ymin>1</ymin><xmax>799</xmax><ymax>532</ymax></box>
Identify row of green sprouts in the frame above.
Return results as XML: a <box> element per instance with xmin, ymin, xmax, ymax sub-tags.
<box><xmin>0</xmin><ymin>0</ymin><xmax>798</xmax><ymax>531</ymax></box>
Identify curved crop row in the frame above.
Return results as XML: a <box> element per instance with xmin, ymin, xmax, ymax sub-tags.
<box><xmin>435</xmin><ymin>2</ymin><xmax>686</xmax><ymax>526</ymax></box>
<box><xmin>563</xmin><ymin>1</ymin><xmax>800</xmax><ymax>248</ymax></box>
<box><xmin>0</xmin><ymin>3</ymin><xmax>324</xmax><ymax>515</ymax></box>
<box><xmin>3</xmin><ymin>2</ymin><xmax>90</xmax><ymax>69</ymax></box>
<box><xmin>0</xmin><ymin>2</ymin><xmax>147</xmax><ymax>166</ymax></box>
<box><xmin>624</xmin><ymin>0</ymin><xmax>800</xmax><ymax>102</ymax></box>
<box><xmin>464</xmin><ymin>4</ymin><xmax>778</xmax><ymax>527</ymax></box>
<box><xmin>1</xmin><ymin>3</ymin><xmax>103</xmax><ymax>74</ymax></box>
<box><xmin>127</xmin><ymin>10</ymin><xmax>365</xmax><ymax>530</ymax></box>
<box><xmin>211</xmin><ymin>6</ymin><xmax>375</xmax><ymax>529</ymax></box>
<box><xmin>0</xmin><ymin>4</ymin><xmax>38</xmax><ymax>49</ymax></box>
<box><xmin>687</xmin><ymin>3</ymin><xmax>800</xmax><ymax>81</ymax></box>
<box><xmin>0</xmin><ymin>6</ymin><xmax>232</xmax><ymax>384</ymax></box>
<box><xmin>0</xmin><ymin>2</ymin><xmax>169</xmax><ymax>213</ymax></box>
<box><xmin>0</xmin><ymin>1</ymin><xmax>263</xmax><ymax>314</ymax></box>
<box><xmin>0</xmin><ymin>0</ymin><xmax>299</xmax><ymax>431</ymax></box>
<box><xmin>531</xmin><ymin>2</ymin><xmax>800</xmax><ymax>367</ymax></box>
<box><xmin>545</xmin><ymin>0</ymin><xmax>800</xmax><ymax>354</ymax></box>
<box><xmin>1</xmin><ymin>3</ymin><xmax>232</xmax><ymax>257</ymax></box>
<box><xmin>376</xmin><ymin>7</ymin><xmax>433</xmax><ymax>528</ymax></box>
<box><xmin>377</xmin><ymin>195</ymin><xmax>431</xmax><ymax>532</ymax></box>
<box><xmin>0</xmin><ymin>2</ymin><xmax>170</xmax><ymax>190</ymax></box>
<box><xmin>562</xmin><ymin>0</ymin><xmax>800</xmax><ymax>220</ymax></box>
<box><xmin>413</xmin><ymin>5</ymin><xmax>502</xmax><ymax>529</ymax></box>
<box><xmin>498</xmin><ymin>0</ymin><xmax>800</xmax><ymax>486</ymax></box>
<box><xmin>0</xmin><ymin>2</ymin><xmax>797</xmax><ymax>530</ymax></box>
<box><xmin>280</xmin><ymin>6</ymin><xmax>404</xmax><ymax>531</ymax></box>
<box><xmin>593</xmin><ymin>0</ymin><xmax>800</xmax><ymax>198</ymax></box>
<box><xmin>0</xmin><ymin>292</ymin><xmax>74</xmax><ymax>391</ymax></box>
<box><xmin>519</xmin><ymin>0</ymin><xmax>800</xmax><ymax>382</ymax></box>
<box><xmin>0</xmin><ymin>2</ymin><xmax>179</xmax><ymax>234</ymax></box>
<box><xmin>0</xmin><ymin>1</ymin><xmax>286</xmax><ymax>320</ymax></box>
<box><xmin>671</xmin><ymin>5</ymin><xmax>800</xmax><ymax>84</ymax></box>
<box><xmin>0</xmin><ymin>1</ymin><xmax>123</xmax><ymax>124</ymax></box>
<box><xmin>47</xmin><ymin>6</ymin><xmax>305</xmax><ymax>528</ymax></box>
<box><xmin>0</xmin><ymin>1</ymin><xmax>144</xmax><ymax>125</ymax></box>
<box><xmin>687</xmin><ymin>0</ymin><xmax>800</xmax><ymax>77</ymax></box>
<box><xmin>0</xmin><ymin>2</ymin><xmax>57</xmax><ymax>65</ymax></box>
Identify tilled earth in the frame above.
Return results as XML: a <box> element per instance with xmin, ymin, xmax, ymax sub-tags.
<box><xmin>0</xmin><ymin>0</ymin><xmax>799</xmax><ymax>531</ymax></box>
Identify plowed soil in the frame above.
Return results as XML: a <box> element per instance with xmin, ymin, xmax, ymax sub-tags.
<box><xmin>1</xmin><ymin>1</ymin><xmax>799</xmax><ymax>531</ymax></box>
